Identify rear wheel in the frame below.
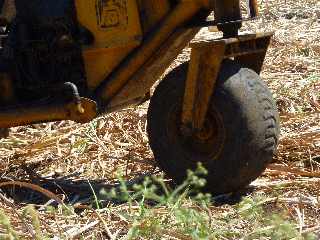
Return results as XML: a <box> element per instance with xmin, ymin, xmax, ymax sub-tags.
<box><xmin>147</xmin><ymin>60</ymin><xmax>280</xmax><ymax>195</ymax></box>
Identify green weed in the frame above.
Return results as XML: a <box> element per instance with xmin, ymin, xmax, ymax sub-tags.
<box><xmin>0</xmin><ymin>210</ymin><xmax>20</xmax><ymax>240</ymax></box>
<box><xmin>100</xmin><ymin>164</ymin><xmax>313</xmax><ymax>240</ymax></box>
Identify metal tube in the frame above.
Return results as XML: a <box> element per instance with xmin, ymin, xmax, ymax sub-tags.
<box><xmin>213</xmin><ymin>0</ymin><xmax>242</xmax><ymax>37</ymax></box>
<box><xmin>0</xmin><ymin>98</ymin><xmax>97</xmax><ymax>128</ymax></box>
<box><xmin>247</xmin><ymin>0</ymin><xmax>259</xmax><ymax>18</ymax></box>
<box><xmin>96</xmin><ymin>1</ymin><xmax>206</xmax><ymax>105</ymax></box>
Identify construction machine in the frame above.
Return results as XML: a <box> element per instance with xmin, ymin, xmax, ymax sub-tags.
<box><xmin>0</xmin><ymin>0</ymin><xmax>280</xmax><ymax>194</ymax></box>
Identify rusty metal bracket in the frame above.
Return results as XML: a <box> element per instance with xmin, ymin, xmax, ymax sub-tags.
<box><xmin>247</xmin><ymin>0</ymin><xmax>259</xmax><ymax>18</ymax></box>
<box><xmin>181</xmin><ymin>32</ymin><xmax>273</xmax><ymax>135</ymax></box>
<box><xmin>181</xmin><ymin>41</ymin><xmax>225</xmax><ymax>134</ymax></box>
<box><xmin>0</xmin><ymin>98</ymin><xmax>97</xmax><ymax>128</ymax></box>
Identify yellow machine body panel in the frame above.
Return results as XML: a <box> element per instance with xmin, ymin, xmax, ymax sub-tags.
<box><xmin>137</xmin><ymin>0</ymin><xmax>171</xmax><ymax>33</ymax></box>
<box><xmin>75</xmin><ymin>0</ymin><xmax>143</xmax><ymax>90</ymax></box>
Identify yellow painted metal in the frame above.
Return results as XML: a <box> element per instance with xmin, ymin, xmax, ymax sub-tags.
<box><xmin>75</xmin><ymin>0</ymin><xmax>143</xmax><ymax>90</ymax></box>
<box><xmin>215</xmin><ymin>32</ymin><xmax>273</xmax><ymax>73</ymax></box>
<box><xmin>98</xmin><ymin>0</ymin><xmax>208</xmax><ymax>104</ymax></box>
<box><xmin>181</xmin><ymin>32</ymin><xmax>273</xmax><ymax>133</ymax></box>
<box><xmin>83</xmin><ymin>44</ymin><xmax>139</xmax><ymax>91</ymax></box>
<box><xmin>108</xmin><ymin>28</ymin><xmax>200</xmax><ymax>109</ymax></box>
<box><xmin>137</xmin><ymin>0</ymin><xmax>171</xmax><ymax>33</ymax></box>
<box><xmin>181</xmin><ymin>41</ymin><xmax>225</xmax><ymax>132</ymax></box>
<box><xmin>0</xmin><ymin>0</ymin><xmax>211</xmax><ymax>128</ymax></box>
<box><xmin>0</xmin><ymin>98</ymin><xmax>97</xmax><ymax>128</ymax></box>
<box><xmin>0</xmin><ymin>0</ymin><xmax>272</xmax><ymax>131</ymax></box>
<box><xmin>75</xmin><ymin>0</ymin><xmax>142</xmax><ymax>49</ymax></box>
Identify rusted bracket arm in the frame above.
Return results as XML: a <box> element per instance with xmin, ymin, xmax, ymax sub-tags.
<box><xmin>232</xmin><ymin>32</ymin><xmax>273</xmax><ymax>74</ymax></box>
<box><xmin>181</xmin><ymin>41</ymin><xmax>225</xmax><ymax>134</ymax></box>
<box><xmin>181</xmin><ymin>32</ymin><xmax>273</xmax><ymax>135</ymax></box>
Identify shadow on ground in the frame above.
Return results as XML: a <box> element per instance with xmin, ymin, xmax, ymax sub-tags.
<box><xmin>0</xmin><ymin>171</ymin><xmax>255</xmax><ymax>210</ymax></box>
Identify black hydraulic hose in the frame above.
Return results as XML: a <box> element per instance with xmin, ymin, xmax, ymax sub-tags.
<box><xmin>62</xmin><ymin>81</ymin><xmax>81</xmax><ymax>105</ymax></box>
<box><xmin>62</xmin><ymin>81</ymin><xmax>85</xmax><ymax>114</ymax></box>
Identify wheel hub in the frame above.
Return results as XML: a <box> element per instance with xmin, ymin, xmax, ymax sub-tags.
<box><xmin>195</xmin><ymin>119</ymin><xmax>217</xmax><ymax>142</ymax></box>
<box><xmin>172</xmin><ymin>105</ymin><xmax>226</xmax><ymax>160</ymax></box>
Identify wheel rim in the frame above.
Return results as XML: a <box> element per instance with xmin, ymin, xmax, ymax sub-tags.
<box><xmin>167</xmin><ymin>102</ymin><xmax>226</xmax><ymax>162</ymax></box>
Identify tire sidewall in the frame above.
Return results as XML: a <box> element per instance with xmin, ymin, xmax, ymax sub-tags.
<box><xmin>148</xmin><ymin>61</ymin><xmax>279</xmax><ymax>194</ymax></box>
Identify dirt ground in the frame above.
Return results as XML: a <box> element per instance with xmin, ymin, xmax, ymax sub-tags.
<box><xmin>0</xmin><ymin>0</ymin><xmax>320</xmax><ymax>239</ymax></box>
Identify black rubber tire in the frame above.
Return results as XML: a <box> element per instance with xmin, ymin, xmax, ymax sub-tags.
<box><xmin>147</xmin><ymin>60</ymin><xmax>280</xmax><ymax>195</ymax></box>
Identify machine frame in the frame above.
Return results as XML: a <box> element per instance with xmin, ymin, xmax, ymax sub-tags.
<box><xmin>0</xmin><ymin>0</ymin><xmax>270</xmax><ymax>134</ymax></box>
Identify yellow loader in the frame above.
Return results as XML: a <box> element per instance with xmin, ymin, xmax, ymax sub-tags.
<box><xmin>0</xmin><ymin>0</ymin><xmax>279</xmax><ymax>195</ymax></box>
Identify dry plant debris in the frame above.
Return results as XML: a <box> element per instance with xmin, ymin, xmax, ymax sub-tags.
<box><xmin>0</xmin><ymin>0</ymin><xmax>320</xmax><ymax>239</ymax></box>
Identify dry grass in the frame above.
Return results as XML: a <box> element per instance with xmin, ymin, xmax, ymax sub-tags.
<box><xmin>1</xmin><ymin>0</ymin><xmax>320</xmax><ymax>239</ymax></box>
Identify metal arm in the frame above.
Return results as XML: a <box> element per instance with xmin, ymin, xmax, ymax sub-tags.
<box><xmin>213</xmin><ymin>0</ymin><xmax>242</xmax><ymax>38</ymax></box>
